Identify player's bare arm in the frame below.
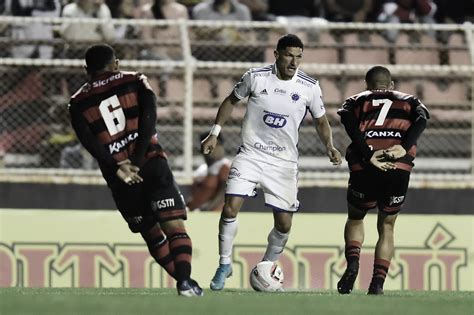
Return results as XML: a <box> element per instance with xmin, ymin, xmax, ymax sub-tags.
<box><xmin>202</xmin><ymin>93</ymin><xmax>240</xmax><ymax>155</ymax></box>
<box><xmin>314</xmin><ymin>115</ymin><xmax>342</xmax><ymax>166</ymax></box>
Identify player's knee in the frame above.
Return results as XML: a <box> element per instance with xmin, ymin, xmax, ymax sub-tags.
<box><xmin>222</xmin><ymin>204</ymin><xmax>239</xmax><ymax>218</ymax></box>
<box><xmin>161</xmin><ymin>219</ymin><xmax>186</xmax><ymax>235</ymax></box>
<box><xmin>347</xmin><ymin>203</ymin><xmax>368</xmax><ymax>220</ymax></box>
<box><xmin>274</xmin><ymin>220</ymin><xmax>292</xmax><ymax>234</ymax></box>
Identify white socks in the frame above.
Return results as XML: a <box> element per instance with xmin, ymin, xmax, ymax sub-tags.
<box><xmin>263</xmin><ymin>228</ymin><xmax>289</xmax><ymax>262</ymax></box>
<box><xmin>218</xmin><ymin>217</ymin><xmax>238</xmax><ymax>265</ymax></box>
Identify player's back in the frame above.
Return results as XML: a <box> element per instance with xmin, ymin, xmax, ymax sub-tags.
<box><xmin>69</xmin><ymin>71</ymin><xmax>160</xmax><ymax>172</ymax></box>
<box><xmin>341</xmin><ymin>89</ymin><xmax>427</xmax><ymax>171</ymax></box>
<box><xmin>348</xmin><ymin>89</ymin><xmax>422</xmax><ymax>150</ymax></box>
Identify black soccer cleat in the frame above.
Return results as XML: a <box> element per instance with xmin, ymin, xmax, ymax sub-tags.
<box><xmin>177</xmin><ymin>278</ymin><xmax>204</xmax><ymax>297</ymax></box>
<box><xmin>337</xmin><ymin>264</ymin><xmax>359</xmax><ymax>294</ymax></box>
<box><xmin>367</xmin><ymin>283</ymin><xmax>384</xmax><ymax>295</ymax></box>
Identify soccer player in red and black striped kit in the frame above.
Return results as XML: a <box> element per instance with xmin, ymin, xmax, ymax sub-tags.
<box><xmin>337</xmin><ymin>66</ymin><xmax>429</xmax><ymax>295</ymax></box>
<box><xmin>67</xmin><ymin>44</ymin><xmax>203</xmax><ymax>296</ymax></box>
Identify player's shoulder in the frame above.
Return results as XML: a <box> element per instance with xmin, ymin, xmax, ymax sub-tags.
<box><xmin>391</xmin><ymin>90</ymin><xmax>418</xmax><ymax>101</ymax></box>
<box><xmin>248</xmin><ymin>65</ymin><xmax>273</xmax><ymax>78</ymax></box>
<box><xmin>69</xmin><ymin>82</ymin><xmax>93</xmax><ymax>103</ymax></box>
<box><xmin>295</xmin><ymin>70</ymin><xmax>319</xmax><ymax>88</ymax></box>
<box><xmin>342</xmin><ymin>90</ymin><xmax>372</xmax><ymax>107</ymax></box>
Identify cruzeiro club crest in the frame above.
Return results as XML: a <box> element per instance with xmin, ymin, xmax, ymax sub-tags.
<box><xmin>290</xmin><ymin>92</ymin><xmax>300</xmax><ymax>102</ymax></box>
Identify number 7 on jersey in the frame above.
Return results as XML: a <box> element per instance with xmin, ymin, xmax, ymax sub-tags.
<box><xmin>372</xmin><ymin>99</ymin><xmax>393</xmax><ymax>126</ymax></box>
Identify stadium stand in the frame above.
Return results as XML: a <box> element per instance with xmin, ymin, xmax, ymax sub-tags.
<box><xmin>0</xmin><ymin>16</ymin><xmax>472</xmax><ymax>186</ymax></box>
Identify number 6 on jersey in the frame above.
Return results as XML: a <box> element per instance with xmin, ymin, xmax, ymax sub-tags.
<box><xmin>99</xmin><ymin>95</ymin><xmax>126</xmax><ymax>136</ymax></box>
<box><xmin>372</xmin><ymin>99</ymin><xmax>393</xmax><ymax>126</ymax></box>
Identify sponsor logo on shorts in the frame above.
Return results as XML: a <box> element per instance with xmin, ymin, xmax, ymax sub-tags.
<box><xmin>389</xmin><ymin>195</ymin><xmax>405</xmax><ymax>205</ymax></box>
<box><xmin>126</xmin><ymin>216</ymin><xmax>143</xmax><ymax>224</ymax></box>
<box><xmin>349</xmin><ymin>188</ymin><xmax>365</xmax><ymax>199</ymax></box>
<box><xmin>229</xmin><ymin>167</ymin><xmax>241</xmax><ymax>178</ymax></box>
<box><xmin>254</xmin><ymin>141</ymin><xmax>286</xmax><ymax>153</ymax></box>
<box><xmin>109</xmin><ymin>132</ymin><xmax>138</xmax><ymax>154</ymax></box>
<box><xmin>155</xmin><ymin>198</ymin><xmax>175</xmax><ymax>209</ymax></box>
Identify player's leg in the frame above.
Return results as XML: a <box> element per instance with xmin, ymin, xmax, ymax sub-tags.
<box><xmin>263</xmin><ymin>211</ymin><xmax>292</xmax><ymax>262</ymax></box>
<box><xmin>260</xmin><ymin>163</ymin><xmax>298</xmax><ymax>262</ymax></box>
<box><xmin>368</xmin><ymin>169</ymin><xmax>409</xmax><ymax>295</ymax></box>
<box><xmin>210</xmin><ymin>154</ymin><xmax>262</xmax><ymax>290</ymax></box>
<box><xmin>210</xmin><ymin>195</ymin><xmax>245</xmax><ymax>290</ymax></box>
<box><xmin>338</xmin><ymin>170</ymin><xmax>376</xmax><ymax>294</ymax></box>
<box><xmin>367</xmin><ymin>211</ymin><xmax>397</xmax><ymax>295</ymax></box>
<box><xmin>140</xmin><ymin>223</ymin><xmax>175</xmax><ymax>279</ymax></box>
<box><xmin>107</xmin><ymin>177</ymin><xmax>178</xmax><ymax>279</ymax></box>
<box><xmin>159</xmin><ymin>218</ymin><xmax>202</xmax><ymax>297</ymax></box>
<box><xmin>144</xmin><ymin>156</ymin><xmax>202</xmax><ymax>296</ymax></box>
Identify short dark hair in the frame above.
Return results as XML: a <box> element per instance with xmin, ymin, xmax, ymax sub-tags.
<box><xmin>85</xmin><ymin>44</ymin><xmax>115</xmax><ymax>74</ymax></box>
<box><xmin>365</xmin><ymin>66</ymin><xmax>391</xmax><ymax>86</ymax></box>
<box><xmin>276</xmin><ymin>34</ymin><xmax>304</xmax><ymax>51</ymax></box>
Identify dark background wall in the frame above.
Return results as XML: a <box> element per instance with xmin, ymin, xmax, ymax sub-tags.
<box><xmin>1</xmin><ymin>182</ymin><xmax>472</xmax><ymax>214</ymax></box>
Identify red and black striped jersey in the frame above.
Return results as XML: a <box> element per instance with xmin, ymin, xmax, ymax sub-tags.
<box><xmin>68</xmin><ymin>71</ymin><xmax>164</xmax><ymax>176</ymax></box>
<box><xmin>338</xmin><ymin>89</ymin><xmax>429</xmax><ymax>172</ymax></box>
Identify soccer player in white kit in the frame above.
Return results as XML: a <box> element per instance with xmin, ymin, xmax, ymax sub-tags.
<box><xmin>201</xmin><ymin>34</ymin><xmax>342</xmax><ymax>290</ymax></box>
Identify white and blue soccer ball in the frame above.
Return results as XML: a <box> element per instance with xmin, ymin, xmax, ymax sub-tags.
<box><xmin>249</xmin><ymin>261</ymin><xmax>284</xmax><ymax>292</ymax></box>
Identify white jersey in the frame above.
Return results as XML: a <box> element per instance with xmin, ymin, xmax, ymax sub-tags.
<box><xmin>233</xmin><ymin>64</ymin><xmax>326</xmax><ymax>168</ymax></box>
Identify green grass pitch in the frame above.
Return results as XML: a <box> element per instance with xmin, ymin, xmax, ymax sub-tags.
<box><xmin>1</xmin><ymin>288</ymin><xmax>472</xmax><ymax>315</ymax></box>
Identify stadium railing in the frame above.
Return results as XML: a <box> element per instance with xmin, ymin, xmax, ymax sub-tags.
<box><xmin>0</xmin><ymin>17</ymin><xmax>472</xmax><ymax>188</ymax></box>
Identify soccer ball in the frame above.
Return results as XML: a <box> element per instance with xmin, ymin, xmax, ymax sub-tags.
<box><xmin>249</xmin><ymin>261</ymin><xmax>284</xmax><ymax>292</ymax></box>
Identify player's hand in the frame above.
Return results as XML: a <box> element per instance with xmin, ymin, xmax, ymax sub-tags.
<box><xmin>383</xmin><ymin>144</ymin><xmax>406</xmax><ymax>160</ymax></box>
<box><xmin>116</xmin><ymin>159</ymin><xmax>143</xmax><ymax>185</ymax></box>
<box><xmin>327</xmin><ymin>146</ymin><xmax>342</xmax><ymax>166</ymax></box>
<box><xmin>201</xmin><ymin>135</ymin><xmax>218</xmax><ymax>155</ymax></box>
<box><xmin>370</xmin><ymin>150</ymin><xmax>397</xmax><ymax>172</ymax></box>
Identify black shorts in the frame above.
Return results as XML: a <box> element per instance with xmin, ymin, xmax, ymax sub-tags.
<box><xmin>347</xmin><ymin>167</ymin><xmax>410</xmax><ymax>215</ymax></box>
<box><xmin>106</xmin><ymin>156</ymin><xmax>187</xmax><ymax>233</ymax></box>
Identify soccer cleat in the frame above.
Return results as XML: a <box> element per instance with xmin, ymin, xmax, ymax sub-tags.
<box><xmin>367</xmin><ymin>283</ymin><xmax>384</xmax><ymax>295</ymax></box>
<box><xmin>337</xmin><ymin>263</ymin><xmax>359</xmax><ymax>294</ymax></box>
<box><xmin>177</xmin><ymin>279</ymin><xmax>204</xmax><ymax>297</ymax></box>
<box><xmin>210</xmin><ymin>263</ymin><xmax>232</xmax><ymax>291</ymax></box>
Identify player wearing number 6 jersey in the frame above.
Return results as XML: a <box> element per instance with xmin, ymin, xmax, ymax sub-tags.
<box><xmin>201</xmin><ymin>34</ymin><xmax>342</xmax><ymax>291</ymax></box>
<box><xmin>67</xmin><ymin>44</ymin><xmax>202</xmax><ymax>297</ymax></box>
<box><xmin>337</xmin><ymin>66</ymin><xmax>429</xmax><ymax>295</ymax></box>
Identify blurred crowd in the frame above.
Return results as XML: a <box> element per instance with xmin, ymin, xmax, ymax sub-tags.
<box><xmin>0</xmin><ymin>0</ymin><xmax>472</xmax><ymax>169</ymax></box>
<box><xmin>0</xmin><ymin>0</ymin><xmax>472</xmax><ymax>61</ymax></box>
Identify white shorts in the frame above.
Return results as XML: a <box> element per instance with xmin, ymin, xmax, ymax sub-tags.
<box><xmin>225</xmin><ymin>153</ymin><xmax>299</xmax><ymax>212</ymax></box>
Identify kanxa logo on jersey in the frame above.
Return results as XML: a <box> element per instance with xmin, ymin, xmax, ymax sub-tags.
<box><xmin>364</xmin><ymin>129</ymin><xmax>402</xmax><ymax>139</ymax></box>
<box><xmin>109</xmin><ymin>132</ymin><xmax>138</xmax><ymax>154</ymax></box>
<box><xmin>263</xmin><ymin>111</ymin><xmax>288</xmax><ymax>128</ymax></box>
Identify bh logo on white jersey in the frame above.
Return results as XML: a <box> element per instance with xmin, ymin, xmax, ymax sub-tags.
<box><xmin>263</xmin><ymin>113</ymin><xmax>287</xmax><ymax>128</ymax></box>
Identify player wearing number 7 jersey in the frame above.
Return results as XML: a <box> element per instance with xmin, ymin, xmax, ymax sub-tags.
<box><xmin>67</xmin><ymin>44</ymin><xmax>202</xmax><ymax>297</ymax></box>
<box><xmin>336</xmin><ymin>66</ymin><xmax>430</xmax><ymax>295</ymax></box>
